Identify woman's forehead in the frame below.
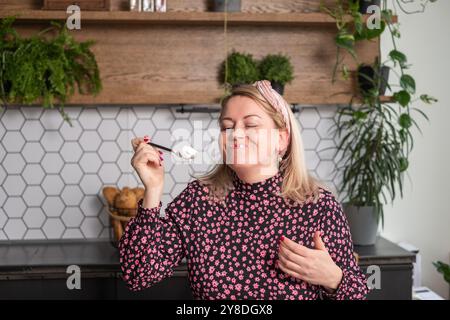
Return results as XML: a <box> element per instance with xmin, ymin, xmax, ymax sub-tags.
<box><xmin>221</xmin><ymin>96</ymin><xmax>268</xmax><ymax>119</ymax></box>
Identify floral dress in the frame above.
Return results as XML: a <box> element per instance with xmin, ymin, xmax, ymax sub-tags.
<box><xmin>119</xmin><ymin>172</ymin><xmax>370</xmax><ymax>300</ymax></box>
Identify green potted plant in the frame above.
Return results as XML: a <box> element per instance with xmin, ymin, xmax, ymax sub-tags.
<box><xmin>325</xmin><ymin>1</ymin><xmax>438</xmax><ymax>245</ymax></box>
<box><xmin>220</xmin><ymin>50</ymin><xmax>259</xmax><ymax>93</ymax></box>
<box><xmin>258</xmin><ymin>53</ymin><xmax>294</xmax><ymax>95</ymax></box>
<box><xmin>358</xmin><ymin>0</ymin><xmax>381</xmax><ymax>13</ymax></box>
<box><xmin>357</xmin><ymin>63</ymin><xmax>390</xmax><ymax>96</ymax></box>
<box><xmin>0</xmin><ymin>17</ymin><xmax>102</xmax><ymax>125</ymax></box>
<box><xmin>433</xmin><ymin>261</ymin><xmax>450</xmax><ymax>295</ymax></box>
<box><xmin>320</xmin><ymin>0</ymin><xmax>385</xmax><ymax>82</ymax></box>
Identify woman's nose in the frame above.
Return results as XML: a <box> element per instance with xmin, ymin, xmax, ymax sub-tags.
<box><xmin>232</xmin><ymin>127</ymin><xmax>246</xmax><ymax>140</ymax></box>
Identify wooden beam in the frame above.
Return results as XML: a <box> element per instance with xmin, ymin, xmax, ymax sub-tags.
<box><xmin>0</xmin><ymin>10</ymin><xmax>397</xmax><ymax>26</ymax></box>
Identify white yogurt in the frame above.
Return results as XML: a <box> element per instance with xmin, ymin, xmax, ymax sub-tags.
<box><xmin>178</xmin><ymin>145</ymin><xmax>198</xmax><ymax>160</ymax></box>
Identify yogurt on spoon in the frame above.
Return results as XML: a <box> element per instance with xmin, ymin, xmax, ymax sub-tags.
<box><xmin>177</xmin><ymin>145</ymin><xmax>198</xmax><ymax>160</ymax></box>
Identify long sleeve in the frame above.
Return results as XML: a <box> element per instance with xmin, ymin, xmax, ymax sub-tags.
<box><xmin>317</xmin><ymin>191</ymin><xmax>371</xmax><ymax>300</ymax></box>
<box><xmin>118</xmin><ymin>182</ymin><xmax>195</xmax><ymax>291</ymax></box>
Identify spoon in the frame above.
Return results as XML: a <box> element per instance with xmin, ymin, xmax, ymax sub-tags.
<box><xmin>146</xmin><ymin>142</ymin><xmax>198</xmax><ymax>160</ymax></box>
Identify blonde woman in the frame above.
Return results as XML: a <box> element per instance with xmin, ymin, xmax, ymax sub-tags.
<box><xmin>119</xmin><ymin>80</ymin><xmax>370</xmax><ymax>300</ymax></box>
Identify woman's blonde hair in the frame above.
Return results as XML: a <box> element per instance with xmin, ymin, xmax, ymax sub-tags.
<box><xmin>199</xmin><ymin>84</ymin><xmax>326</xmax><ymax>205</ymax></box>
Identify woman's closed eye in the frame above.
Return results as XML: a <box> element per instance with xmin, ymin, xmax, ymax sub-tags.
<box><xmin>220</xmin><ymin>124</ymin><xmax>258</xmax><ymax>131</ymax></box>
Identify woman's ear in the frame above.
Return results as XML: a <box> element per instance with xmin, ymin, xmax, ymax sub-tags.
<box><xmin>278</xmin><ymin>128</ymin><xmax>289</xmax><ymax>156</ymax></box>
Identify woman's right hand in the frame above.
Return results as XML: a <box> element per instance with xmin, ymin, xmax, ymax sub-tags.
<box><xmin>131</xmin><ymin>136</ymin><xmax>164</xmax><ymax>190</ymax></box>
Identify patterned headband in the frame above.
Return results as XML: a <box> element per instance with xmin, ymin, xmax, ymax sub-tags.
<box><xmin>253</xmin><ymin>80</ymin><xmax>291</xmax><ymax>136</ymax></box>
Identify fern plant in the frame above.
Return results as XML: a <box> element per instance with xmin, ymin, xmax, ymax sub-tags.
<box><xmin>0</xmin><ymin>17</ymin><xmax>102</xmax><ymax>125</ymax></box>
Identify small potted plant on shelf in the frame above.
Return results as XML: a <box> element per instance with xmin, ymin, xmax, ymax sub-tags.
<box><xmin>258</xmin><ymin>53</ymin><xmax>294</xmax><ymax>95</ymax></box>
<box><xmin>320</xmin><ymin>0</ymin><xmax>386</xmax><ymax>82</ymax></box>
<box><xmin>219</xmin><ymin>50</ymin><xmax>260</xmax><ymax>94</ymax></box>
<box><xmin>0</xmin><ymin>17</ymin><xmax>102</xmax><ymax>125</ymax></box>
<box><xmin>357</xmin><ymin>63</ymin><xmax>390</xmax><ymax>96</ymax></box>
<box><xmin>358</xmin><ymin>0</ymin><xmax>381</xmax><ymax>13</ymax></box>
<box><xmin>324</xmin><ymin>0</ymin><xmax>438</xmax><ymax>245</ymax></box>
<box><xmin>212</xmin><ymin>0</ymin><xmax>241</xmax><ymax>12</ymax></box>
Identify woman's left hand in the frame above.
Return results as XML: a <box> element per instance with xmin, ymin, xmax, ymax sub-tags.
<box><xmin>277</xmin><ymin>231</ymin><xmax>343</xmax><ymax>292</ymax></box>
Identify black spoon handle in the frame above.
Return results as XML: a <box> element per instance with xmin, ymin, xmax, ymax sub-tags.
<box><xmin>146</xmin><ymin>141</ymin><xmax>173</xmax><ymax>153</ymax></box>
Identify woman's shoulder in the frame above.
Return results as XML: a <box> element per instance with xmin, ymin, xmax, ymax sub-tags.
<box><xmin>173</xmin><ymin>179</ymin><xmax>213</xmax><ymax>201</ymax></box>
<box><xmin>315</xmin><ymin>186</ymin><xmax>346</xmax><ymax>221</ymax></box>
<box><xmin>317</xmin><ymin>186</ymin><xmax>339</xmax><ymax>203</ymax></box>
<box><xmin>166</xmin><ymin>179</ymin><xmax>208</xmax><ymax>214</ymax></box>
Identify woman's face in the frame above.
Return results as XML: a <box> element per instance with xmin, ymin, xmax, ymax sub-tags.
<box><xmin>219</xmin><ymin>96</ymin><xmax>288</xmax><ymax>172</ymax></box>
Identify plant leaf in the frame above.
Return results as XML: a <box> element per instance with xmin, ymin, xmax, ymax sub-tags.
<box><xmin>389</xmin><ymin>50</ymin><xmax>407</xmax><ymax>67</ymax></box>
<box><xmin>399</xmin><ymin>113</ymin><xmax>412</xmax><ymax>129</ymax></box>
<box><xmin>400</xmin><ymin>74</ymin><xmax>416</xmax><ymax>94</ymax></box>
<box><xmin>420</xmin><ymin>94</ymin><xmax>438</xmax><ymax>104</ymax></box>
<box><xmin>393</xmin><ymin>90</ymin><xmax>411</xmax><ymax>107</ymax></box>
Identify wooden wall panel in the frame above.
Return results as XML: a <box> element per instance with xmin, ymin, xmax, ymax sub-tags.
<box><xmin>1</xmin><ymin>0</ymin><xmax>381</xmax><ymax>105</ymax></box>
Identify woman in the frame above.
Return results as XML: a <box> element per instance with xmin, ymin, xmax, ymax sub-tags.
<box><xmin>119</xmin><ymin>80</ymin><xmax>370</xmax><ymax>300</ymax></box>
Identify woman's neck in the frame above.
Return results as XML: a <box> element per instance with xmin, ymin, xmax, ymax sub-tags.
<box><xmin>232</xmin><ymin>165</ymin><xmax>279</xmax><ymax>184</ymax></box>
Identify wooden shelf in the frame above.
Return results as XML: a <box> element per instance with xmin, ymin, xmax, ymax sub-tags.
<box><xmin>0</xmin><ymin>10</ymin><xmax>397</xmax><ymax>26</ymax></box>
<box><xmin>0</xmin><ymin>7</ymin><xmax>396</xmax><ymax>106</ymax></box>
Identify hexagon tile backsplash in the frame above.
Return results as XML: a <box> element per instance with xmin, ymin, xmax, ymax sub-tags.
<box><xmin>0</xmin><ymin>105</ymin><xmax>341</xmax><ymax>241</ymax></box>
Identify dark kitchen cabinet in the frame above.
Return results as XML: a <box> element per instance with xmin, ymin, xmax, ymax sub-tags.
<box><xmin>0</xmin><ymin>237</ymin><xmax>414</xmax><ymax>300</ymax></box>
<box><xmin>355</xmin><ymin>237</ymin><xmax>417</xmax><ymax>300</ymax></box>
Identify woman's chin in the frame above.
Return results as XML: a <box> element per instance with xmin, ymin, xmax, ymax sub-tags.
<box><xmin>229</xmin><ymin>161</ymin><xmax>271</xmax><ymax>170</ymax></box>
<box><xmin>222</xmin><ymin>151</ymin><xmax>272</xmax><ymax>169</ymax></box>
<box><xmin>229</xmin><ymin>164</ymin><xmax>252</xmax><ymax>172</ymax></box>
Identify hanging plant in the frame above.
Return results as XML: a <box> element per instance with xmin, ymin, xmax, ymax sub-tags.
<box><xmin>0</xmin><ymin>17</ymin><xmax>102</xmax><ymax>125</ymax></box>
<box><xmin>320</xmin><ymin>0</ymin><xmax>386</xmax><ymax>82</ymax></box>
<box><xmin>320</xmin><ymin>0</ymin><xmax>438</xmax><ymax>243</ymax></box>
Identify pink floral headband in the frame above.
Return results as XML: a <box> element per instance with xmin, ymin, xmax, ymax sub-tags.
<box><xmin>253</xmin><ymin>80</ymin><xmax>291</xmax><ymax>136</ymax></box>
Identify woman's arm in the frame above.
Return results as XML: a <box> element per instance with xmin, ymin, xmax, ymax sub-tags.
<box><xmin>118</xmin><ymin>182</ymin><xmax>195</xmax><ymax>291</ymax></box>
<box><xmin>317</xmin><ymin>191</ymin><xmax>371</xmax><ymax>300</ymax></box>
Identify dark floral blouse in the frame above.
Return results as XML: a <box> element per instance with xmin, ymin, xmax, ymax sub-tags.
<box><xmin>119</xmin><ymin>172</ymin><xmax>370</xmax><ymax>300</ymax></box>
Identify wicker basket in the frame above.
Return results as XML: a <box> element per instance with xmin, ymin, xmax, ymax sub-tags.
<box><xmin>107</xmin><ymin>206</ymin><xmax>137</xmax><ymax>246</ymax></box>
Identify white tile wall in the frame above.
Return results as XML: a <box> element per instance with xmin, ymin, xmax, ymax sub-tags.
<box><xmin>0</xmin><ymin>105</ymin><xmax>341</xmax><ymax>240</ymax></box>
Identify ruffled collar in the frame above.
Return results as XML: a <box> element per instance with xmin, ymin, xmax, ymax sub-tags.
<box><xmin>231</xmin><ymin>170</ymin><xmax>283</xmax><ymax>197</ymax></box>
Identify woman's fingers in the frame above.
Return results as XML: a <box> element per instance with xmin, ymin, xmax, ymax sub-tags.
<box><xmin>277</xmin><ymin>236</ymin><xmax>312</xmax><ymax>279</ymax></box>
<box><xmin>134</xmin><ymin>139</ymin><xmax>160</xmax><ymax>156</ymax></box>
<box><xmin>277</xmin><ymin>260</ymin><xmax>305</xmax><ymax>281</ymax></box>
<box><xmin>131</xmin><ymin>137</ymin><xmax>146</xmax><ymax>152</ymax></box>
<box><xmin>132</xmin><ymin>149</ymin><xmax>161</xmax><ymax>167</ymax></box>
<box><xmin>278</xmin><ymin>249</ymin><xmax>308</xmax><ymax>268</ymax></box>
<box><xmin>135</xmin><ymin>140</ymin><xmax>151</xmax><ymax>153</ymax></box>
<box><xmin>280</xmin><ymin>236</ymin><xmax>311</xmax><ymax>257</ymax></box>
<box><xmin>131</xmin><ymin>141</ymin><xmax>163</xmax><ymax>167</ymax></box>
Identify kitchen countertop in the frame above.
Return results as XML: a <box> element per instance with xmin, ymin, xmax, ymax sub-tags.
<box><xmin>0</xmin><ymin>239</ymin><xmax>119</xmax><ymax>269</ymax></box>
<box><xmin>0</xmin><ymin>237</ymin><xmax>414</xmax><ymax>279</ymax></box>
<box><xmin>354</xmin><ymin>237</ymin><xmax>416</xmax><ymax>266</ymax></box>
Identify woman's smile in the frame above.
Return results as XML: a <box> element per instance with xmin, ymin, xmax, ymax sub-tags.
<box><xmin>231</xmin><ymin>135</ymin><xmax>257</xmax><ymax>150</ymax></box>
<box><xmin>232</xmin><ymin>141</ymin><xmax>246</xmax><ymax>149</ymax></box>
